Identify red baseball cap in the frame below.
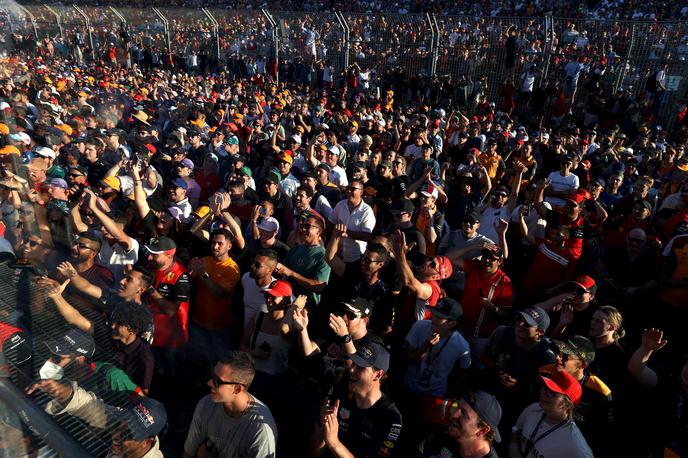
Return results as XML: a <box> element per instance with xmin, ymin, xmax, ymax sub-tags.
<box><xmin>540</xmin><ymin>370</ymin><xmax>582</xmax><ymax>405</ymax></box>
<box><xmin>434</xmin><ymin>256</ymin><xmax>453</xmax><ymax>280</ymax></box>
<box><xmin>573</xmin><ymin>275</ymin><xmax>597</xmax><ymax>294</ymax></box>
<box><xmin>265</xmin><ymin>280</ymin><xmax>292</xmax><ymax>298</ymax></box>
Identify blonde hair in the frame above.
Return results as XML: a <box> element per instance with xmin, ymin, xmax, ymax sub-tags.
<box><xmin>598</xmin><ymin>305</ymin><xmax>625</xmax><ymax>340</ymax></box>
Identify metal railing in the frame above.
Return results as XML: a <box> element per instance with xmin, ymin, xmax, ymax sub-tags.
<box><xmin>2</xmin><ymin>5</ymin><xmax>687</xmax><ymax>123</ymax></box>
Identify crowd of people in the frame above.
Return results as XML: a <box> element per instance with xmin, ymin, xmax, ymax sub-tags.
<box><xmin>24</xmin><ymin>0</ymin><xmax>688</xmax><ymax>20</ymax></box>
<box><xmin>0</xmin><ymin>15</ymin><xmax>686</xmax><ymax>457</ymax></box>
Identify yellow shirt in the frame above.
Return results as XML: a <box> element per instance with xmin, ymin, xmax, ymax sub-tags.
<box><xmin>192</xmin><ymin>256</ymin><xmax>240</xmax><ymax>330</ymax></box>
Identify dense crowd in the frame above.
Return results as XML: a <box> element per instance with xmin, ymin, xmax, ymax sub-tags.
<box><xmin>25</xmin><ymin>0</ymin><xmax>688</xmax><ymax>19</ymax></box>
<box><xmin>0</xmin><ymin>23</ymin><xmax>686</xmax><ymax>458</ymax></box>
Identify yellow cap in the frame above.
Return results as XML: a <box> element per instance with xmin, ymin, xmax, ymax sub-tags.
<box><xmin>101</xmin><ymin>176</ymin><xmax>121</xmax><ymax>191</ymax></box>
<box><xmin>0</xmin><ymin>145</ymin><xmax>20</xmax><ymax>156</ymax></box>
<box><xmin>56</xmin><ymin>124</ymin><xmax>73</xmax><ymax>136</ymax></box>
<box><xmin>193</xmin><ymin>205</ymin><xmax>211</xmax><ymax>218</ymax></box>
<box><xmin>0</xmin><ymin>123</ymin><xmax>9</xmax><ymax>135</ymax></box>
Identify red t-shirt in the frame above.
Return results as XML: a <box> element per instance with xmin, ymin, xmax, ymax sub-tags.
<box><xmin>148</xmin><ymin>261</ymin><xmax>190</xmax><ymax>348</ymax></box>
<box><xmin>523</xmin><ymin>240</ymin><xmax>579</xmax><ymax>295</ymax></box>
<box><xmin>414</xmin><ymin>279</ymin><xmax>444</xmax><ymax>321</ymax></box>
<box><xmin>460</xmin><ymin>260</ymin><xmax>513</xmax><ymax>338</ymax></box>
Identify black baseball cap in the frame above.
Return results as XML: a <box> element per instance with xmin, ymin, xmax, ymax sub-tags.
<box><xmin>145</xmin><ymin>236</ymin><xmax>176</xmax><ymax>254</ymax></box>
<box><xmin>118</xmin><ymin>397</ymin><xmax>168</xmax><ymax>441</ymax></box>
<box><xmin>465</xmin><ymin>390</ymin><xmax>503</xmax><ymax>443</ymax></box>
<box><xmin>390</xmin><ymin>199</ymin><xmax>415</xmax><ymax>214</ymax></box>
<box><xmin>340</xmin><ymin>297</ymin><xmax>373</xmax><ymax>318</ymax></box>
<box><xmin>463</xmin><ymin>211</ymin><xmax>481</xmax><ymax>224</ymax></box>
<box><xmin>349</xmin><ymin>341</ymin><xmax>390</xmax><ymax>372</ymax></box>
<box><xmin>430</xmin><ymin>297</ymin><xmax>463</xmax><ymax>321</ymax></box>
<box><xmin>516</xmin><ymin>306</ymin><xmax>550</xmax><ymax>331</ymax></box>
<box><xmin>44</xmin><ymin>329</ymin><xmax>95</xmax><ymax>358</ymax></box>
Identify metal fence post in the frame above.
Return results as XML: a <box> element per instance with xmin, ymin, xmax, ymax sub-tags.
<box><xmin>152</xmin><ymin>7</ymin><xmax>171</xmax><ymax>54</ymax></box>
<box><xmin>73</xmin><ymin>5</ymin><xmax>94</xmax><ymax>59</ymax></box>
<box><xmin>541</xmin><ymin>14</ymin><xmax>554</xmax><ymax>87</ymax></box>
<box><xmin>262</xmin><ymin>9</ymin><xmax>279</xmax><ymax>83</ymax></box>
<box><xmin>335</xmin><ymin>11</ymin><xmax>350</xmax><ymax>71</ymax></box>
<box><xmin>44</xmin><ymin>5</ymin><xmax>63</xmax><ymax>39</ymax></box>
<box><xmin>615</xmin><ymin>23</ymin><xmax>635</xmax><ymax>93</ymax></box>
<box><xmin>201</xmin><ymin>8</ymin><xmax>220</xmax><ymax>60</ymax></box>
<box><xmin>16</xmin><ymin>4</ymin><xmax>38</xmax><ymax>41</ymax></box>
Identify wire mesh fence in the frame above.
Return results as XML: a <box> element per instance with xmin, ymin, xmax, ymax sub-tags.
<box><xmin>0</xmin><ymin>5</ymin><xmax>687</xmax><ymax>123</ymax></box>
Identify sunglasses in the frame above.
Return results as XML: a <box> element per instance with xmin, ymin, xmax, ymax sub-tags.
<box><xmin>68</xmin><ymin>173</ymin><xmax>84</xmax><ymax>178</ymax></box>
<box><xmin>337</xmin><ymin>308</ymin><xmax>360</xmax><ymax>320</ymax></box>
<box><xmin>26</xmin><ymin>239</ymin><xmax>41</xmax><ymax>247</ymax></box>
<box><xmin>72</xmin><ymin>242</ymin><xmax>94</xmax><ymax>251</ymax></box>
<box><xmin>361</xmin><ymin>255</ymin><xmax>382</xmax><ymax>264</ymax></box>
<box><xmin>560</xmin><ymin>352</ymin><xmax>580</xmax><ymax>363</ymax></box>
<box><xmin>210</xmin><ymin>374</ymin><xmax>246</xmax><ymax>388</ymax></box>
<box><xmin>299</xmin><ymin>222</ymin><xmax>319</xmax><ymax>230</ymax></box>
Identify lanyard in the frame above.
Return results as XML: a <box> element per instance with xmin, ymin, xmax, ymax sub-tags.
<box><xmin>521</xmin><ymin>413</ymin><xmax>568</xmax><ymax>457</ymax></box>
<box><xmin>473</xmin><ymin>273</ymin><xmax>504</xmax><ymax>338</ymax></box>
<box><xmin>425</xmin><ymin>335</ymin><xmax>451</xmax><ymax>369</ymax></box>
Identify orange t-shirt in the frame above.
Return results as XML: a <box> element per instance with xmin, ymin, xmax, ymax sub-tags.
<box><xmin>192</xmin><ymin>256</ymin><xmax>241</xmax><ymax>330</ymax></box>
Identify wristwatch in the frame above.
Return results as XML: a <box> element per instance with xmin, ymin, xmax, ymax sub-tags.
<box><xmin>340</xmin><ymin>334</ymin><xmax>352</xmax><ymax>344</ymax></box>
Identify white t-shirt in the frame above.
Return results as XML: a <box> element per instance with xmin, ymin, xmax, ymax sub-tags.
<box><xmin>329</xmin><ymin>165</ymin><xmax>349</xmax><ymax>187</ymax></box>
<box><xmin>97</xmin><ymin>237</ymin><xmax>139</xmax><ymax>283</ymax></box>
<box><xmin>241</xmin><ymin>272</ymin><xmax>275</xmax><ymax>327</ymax></box>
<box><xmin>477</xmin><ymin>205</ymin><xmax>509</xmax><ymax>244</ymax></box>
<box><xmin>403</xmin><ymin>320</ymin><xmax>471</xmax><ymax>397</ymax></box>
<box><xmin>545</xmin><ymin>171</ymin><xmax>579</xmax><ymax>207</ymax></box>
<box><xmin>330</xmin><ymin>199</ymin><xmax>376</xmax><ymax>262</ymax></box>
<box><xmin>403</xmin><ymin>143</ymin><xmax>423</xmax><ymax>160</ymax></box>
<box><xmin>184</xmin><ymin>395</ymin><xmax>277</xmax><ymax>458</ymax></box>
<box><xmin>514</xmin><ymin>403</ymin><xmax>593</xmax><ymax>458</ymax></box>
<box><xmin>510</xmin><ymin>203</ymin><xmax>551</xmax><ymax>243</ymax></box>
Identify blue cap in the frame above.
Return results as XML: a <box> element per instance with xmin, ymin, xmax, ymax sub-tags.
<box><xmin>171</xmin><ymin>178</ymin><xmax>188</xmax><ymax>190</ymax></box>
<box><xmin>349</xmin><ymin>341</ymin><xmax>390</xmax><ymax>372</ymax></box>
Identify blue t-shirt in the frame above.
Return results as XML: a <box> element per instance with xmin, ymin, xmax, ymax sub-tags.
<box><xmin>404</xmin><ymin>320</ymin><xmax>471</xmax><ymax>397</ymax></box>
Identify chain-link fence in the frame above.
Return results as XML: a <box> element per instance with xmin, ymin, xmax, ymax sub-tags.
<box><xmin>1</xmin><ymin>6</ymin><xmax>687</xmax><ymax>123</ymax></box>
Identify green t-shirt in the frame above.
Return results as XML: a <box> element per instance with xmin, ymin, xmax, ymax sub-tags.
<box><xmin>284</xmin><ymin>244</ymin><xmax>331</xmax><ymax>307</ymax></box>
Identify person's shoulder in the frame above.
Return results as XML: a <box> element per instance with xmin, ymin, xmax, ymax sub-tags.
<box><xmin>373</xmin><ymin>393</ymin><xmax>403</xmax><ymax>420</ymax></box>
<box><xmin>250</xmin><ymin>397</ymin><xmax>277</xmax><ymax>426</ymax></box>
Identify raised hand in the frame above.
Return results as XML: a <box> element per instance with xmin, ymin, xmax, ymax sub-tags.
<box><xmin>35</xmin><ymin>277</ymin><xmax>70</xmax><ymax>299</ymax></box>
<box><xmin>333</xmin><ymin>223</ymin><xmax>348</xmax><ymax>238</ymax></box>
<box><xmin>56</xmin><ymin>261</ymin><xmax>78</xmax><ymax>279</ymax></box>
<box><xmin>641</xmin><ymin>328</ymin><xmax>667</xmax><ymax>352</ymax></box>
<box><xmin>328</xmin><ymin>313</ymin><xmax>348</xmax><ymax>337</ymax></box>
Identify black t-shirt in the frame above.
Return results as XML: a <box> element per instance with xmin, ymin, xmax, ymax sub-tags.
<box><xmin>587</xmin><ymin>341</ymin><xmax>627</xmax><ymax>395</ymax></box>
<box><xmin>385</xmin><ymin>223</ymin><xmax>426</xmax><ymax>265</ymax></box>
<box><xmin>325</xmin><ymin>391</ymin><xmax>403</xmax><ymax>458</ymax></box>
<box><xmin>418</xmin><ymin>430</ymin><xmax>499</xmax><ymax>458</ymax></box>
<box><xmin>333</xmin><ymin>264</ymin><xmax>395</xmax><ymax>336</ymax></box>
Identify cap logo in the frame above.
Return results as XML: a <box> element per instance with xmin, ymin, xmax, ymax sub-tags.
<box><xmin>529</xmin><ymin>310</ymin><xmax>540</xmax><ymax>320</ymax></box>
<box><xmin>359</xmin><ymin>346</ymin><xmax>373</xmax><ymax>360</ymax></box>
<box><xmin>134</xmin><ymin>403</ymin><xmax>156</xmax><ymax>428</ymax></box>
<box><xmin>64</xmin><ymin>336</ymin><xmax>76</xmax><ymax>345</ymax></box>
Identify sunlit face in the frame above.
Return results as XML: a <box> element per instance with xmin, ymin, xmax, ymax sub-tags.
<box><xmin>210</xmin><ymin>234</ymin><xmax>231</xmax><ymax>260</ymax></box>
<box><xmin>446</xmin><ymin>400</ymin><xmax>485</xmax><ymax>442</ymax></box>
